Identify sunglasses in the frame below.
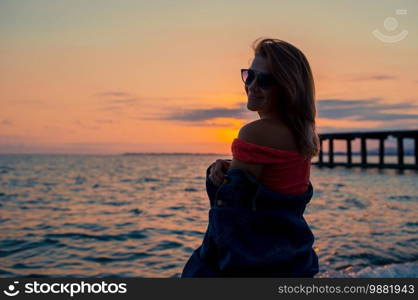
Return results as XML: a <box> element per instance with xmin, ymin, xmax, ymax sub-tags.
<box><xmin>240</xmin><ymin>68</ymin><xmax>276</xmax><ymax>89</ymax></box>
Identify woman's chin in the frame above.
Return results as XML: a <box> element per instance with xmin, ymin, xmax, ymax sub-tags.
<box><xmin>246</xmin><ymin>102</ymin><xmax>260</xmax><ymax>111</ymax></box>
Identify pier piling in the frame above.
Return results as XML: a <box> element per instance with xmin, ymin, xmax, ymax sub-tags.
<box><xmin>315</xmin><ymin>130</ymin><xmax>418</xmax><ymax>170</ymax></box>
<box><xmin>346</xmin><ymin>139</ymin><xmax>352</xmax><ymax>165</ymax></box>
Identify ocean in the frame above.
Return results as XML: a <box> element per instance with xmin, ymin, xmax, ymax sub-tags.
<box><xmin>0</xmin><ymin>154</ymin><xmax>417</xmax><ymax>278</ymax></box>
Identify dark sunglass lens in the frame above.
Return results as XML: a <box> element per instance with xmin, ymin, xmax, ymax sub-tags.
<box><xmin>243</xmin><ymin>70</ymin><xmax>255</xmax><ymax>85</ymax></box>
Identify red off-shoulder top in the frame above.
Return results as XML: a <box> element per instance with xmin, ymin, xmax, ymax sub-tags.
<box><xmin>231</xmin><ymin>138</ymin><xmax>311</xmax><ymax>195</ymax></box>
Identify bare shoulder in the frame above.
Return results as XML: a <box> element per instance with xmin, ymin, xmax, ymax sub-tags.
<box><xmin>230</xmin><ymin>119</ymin><xmax>297</xmax><ymax>180</ymax></box>
<box><xmin>229</xmin><ymin>120</ymin><xmax>266</xmax><ymax>180</ymax></box>
<box><xmin>238</xmin><ymin>119</ymin><xmax>298</xmax><ymax>152</ymax></box>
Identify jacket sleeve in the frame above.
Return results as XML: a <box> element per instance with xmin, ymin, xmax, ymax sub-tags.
<box><xmin>205</xmin><ymin>164</ymin><xmax>219</xmax><ymax>208</ymax></box>
<box><xmin>181</xmin><ymin>164</ymin><xmax>222</xmax><ymax>277</ymax></box>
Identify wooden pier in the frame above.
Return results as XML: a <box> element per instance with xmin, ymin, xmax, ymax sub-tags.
<box><xmin>315</xmin><ymin>130</ymin><xmax>418</xmax><ymax>170</ymax></box>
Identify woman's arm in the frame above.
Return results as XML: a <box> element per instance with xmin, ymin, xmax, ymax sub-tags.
<box><xmin>230</xmin><ymin>158</ymin><xmax>263</xmax><ymax>180</ymax></box>
<box><xmin>230</xmin><ymin>122</ymin><xmax>264</xmax><ymax>180</ymax></box>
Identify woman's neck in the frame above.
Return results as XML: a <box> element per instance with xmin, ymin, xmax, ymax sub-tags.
<box><xmin>258</xmin><ymin>111</ymin><xmax>281</xmax><ymax>121</ymax></box>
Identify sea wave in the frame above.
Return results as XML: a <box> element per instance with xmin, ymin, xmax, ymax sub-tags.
<box><xmin>318</xmin><ymin>261</ymin><xmax>418</xmax><ymax>277</ymax></box>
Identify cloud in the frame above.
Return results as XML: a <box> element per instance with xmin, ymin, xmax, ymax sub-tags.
<box><xmin>96</xmin><ymin>91</ymin><xmax>211</xmax><ymax>104</ymax></box>
<box><xmin>96</xmin><ymin>91</ymin><xmax>131</xmax><ymax>97</ymax></box>
<box><xmin>153</xmin><ymin>101</ymin><xmax>250</xmax><ymax>123</ymax></box>
<box><xmin>0</xmin><ymin>120</ymin><xmax>13</xmax><ymax>126</ymax></box>
<box><xmin>193</xmin><ymin>121</ymin><xmax>238</xmax><ymax>127</ymax></box>
<box><xmin>109</xmin><ymin>98</ymin><xmax>142</xmax><ymax>104</ymax></box>
<box><xmin>317</xmin><ymin>98</ymin><xmax>418</xmax><ymax>121</ymax></box>
<box><xmin>351</xmin><ymin>75</ymin><xmax>397</xmax><ymax>81</ymax></box>
<box><xmin>159</xmin><ymin>97</ymin><xmax>418</xmax><ymax>125</ymax></box>
<box><xmin>74</xmin><ymin>120</ymin><xmax>99</xmax><ymax>130</ymax></box>
<box><xmin>4</xmin><ymin>99</ymin><xmax>52</xmax><ymax>108</ymax></box>
<box><xmin>162</xmin><ymin>107</ymin><xmax>245</xmax><ymax>121</ymax></box>
<box><xmin>95</xmin><ymin>119</ymin><xmax>116</xmax><ymax>124</ymax></box>
<box><xmin>0</xmin><ymin>134</ymin><xmax>43</xmax><ymax>144</ymax></box>
<box><xmin>94</xmin><ymin>92</ymin><xmax>207</xmax><ymax>114</ymax></box>
<box><xmin>95</xmin><ymin>91</ymin><xmax>143</xmax><ymax>106</ymax></box>
<box><xmin>98</xmin><ymin>105</ymin><xmax>125</xmax><ymax>111</ymax></box>
<box><xmin>94</xmin><ymin>92</ymin><xmax>418</xmax><ymax>130</ymax></box>
<box><xmin>145</xmin><ymin>97</ymin><xmax>418</xmax><ymax>130</ymax></box>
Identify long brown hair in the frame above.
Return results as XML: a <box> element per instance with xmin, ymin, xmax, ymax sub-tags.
<box><xmin>252</xmin><ymin>38</ymin><xmax>319</xmax><ymax>159</ymax></box>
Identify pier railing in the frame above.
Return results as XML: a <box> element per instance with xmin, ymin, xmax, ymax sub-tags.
<box><xmin>315</xmin><ymin>130</ymin><xmax>418</xmax><ymax>170</ymax></box>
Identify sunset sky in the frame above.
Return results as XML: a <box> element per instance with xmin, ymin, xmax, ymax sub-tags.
<box><xmin>1</xmin><ymin>0</ymin><xmax>417</xmax><ymax>154</ymax></box>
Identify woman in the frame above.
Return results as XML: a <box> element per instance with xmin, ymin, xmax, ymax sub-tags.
<box><xmin>181</xmin><ymin>38</ymin><xmax>320</xmax><ymax>277</ymax></box>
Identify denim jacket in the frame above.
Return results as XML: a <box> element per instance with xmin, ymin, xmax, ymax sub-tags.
<box><xmin>181</xmin><ymin>165</ymin><xmax>319</xmax><ymax>278</ymax></box>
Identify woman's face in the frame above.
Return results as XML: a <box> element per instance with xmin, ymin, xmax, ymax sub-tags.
<box><xmin>244</xmin><ymin>55</ymin><xmax>280</xmax><ymax>115</ymax></box>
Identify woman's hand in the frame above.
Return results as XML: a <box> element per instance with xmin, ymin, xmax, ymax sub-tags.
<box><xmin>208</xmin><ymin>159</ymin><xmax>231</xmax><ymax>186</ymax></box>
